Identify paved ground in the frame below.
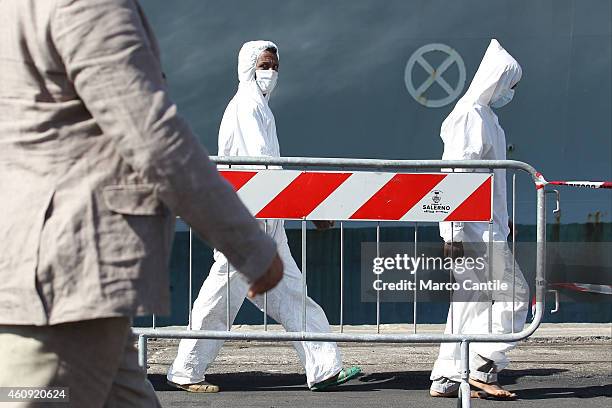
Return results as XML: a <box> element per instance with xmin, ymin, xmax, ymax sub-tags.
<box><xmin>145</xmin><ymin>324</ymin><xmax>612</xmax><ymax>407</ymax></box>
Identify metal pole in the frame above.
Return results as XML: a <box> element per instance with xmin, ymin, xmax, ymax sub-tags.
<box><xmin>211</xmin><ymin>156</ymin><xmax>541</xmax><ymax>174</ymax></box>
<box><xmin>226</xmin><ymin>261</ymin><xmax>231</xmax><ymax>331</ymax></box>
<box><xmin>413</xmin><ymin>222</ymin><xmax>418</xmax><ymax>333</ymax></box>
<box><xmin>138</xmin><ymin>335</ymin><xmax>148</xmax><ymax>371</ymax></box>
<box><xmin>302</xmin><ymin>219</ymin><xmax>307</xmax><ymax>332</ymax></box>
<box><xmin>536</xmin><ymin>184</ymin><xmax>546</xmax><ymax>312</ymax></box>
<box><xmin>340</xmin><ymin>221</ymin><xmax>344</xmax><ymax>333</ymax></box>
<box><xmin>450</xmin><ymin>221</ymin><xmax>454</xmax><ymax>335</ymax></box>
<box><xmin>227</xmin><ymin>163</ymin><xmax>233</xmax><ymax>332</ymax></box>
<box><xmin>376</xmin><ymin>222</ymin><xmax>381</xmax><ymax>334</ymax></box>
<box><xmin>152</xmin><ymin>314</ymin><xmax>156</xmax><ymax>329</ymax></box>
<box><xmin>263</xmin><ymin>165</ymin><xmax>269</xmax><ymax>331</ymax></box>
<box><xmin>512</xmin><ymin>172</ymin><xmax>517</xmax><ymax>333</ymax></box>
<box><xmin>263</xmin><ymin>220</ymin><xmax>268</xmax><ymax>331</ymax></box>
<box><xmin>459</xmin><ymin>340</ymin><xmax>471</xmax><ymax>408</ymax></box>
<box><xmin>188</xmin><ymin>227</ymin><xmax>193</xmax><ymax>330</ymax></box>
<box><xmin>449</xmin><ymin>168</ymin><xmax>455</xmax><ymax>335</ymax></box>
<box><xmin>488</xmin><ymin>170</ymin><xmax>494</xmax><ymax>334</ymax></box>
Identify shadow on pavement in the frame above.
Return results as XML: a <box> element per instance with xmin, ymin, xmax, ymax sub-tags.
<box><xmin>150</xmin><ymin>372</ymin><xmax>309</xmax><ymax>392</ymax></box>
<box><xmin>516</xmin><ymin>384</ymin><xmax>612</xmax><ymax>400</ymax></box>
<box><xmin>148</xmin><ymin>367</ymin><xmax>612</xmax><ymax>401</ymax></box>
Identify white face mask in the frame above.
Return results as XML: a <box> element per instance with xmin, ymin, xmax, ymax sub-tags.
<box><xmin>490</xmin><ymin>88</ymin><xmax>514</xmax><ymax>109</ymax></box>
<box><xmin>255</xmin><ymin>70</ymin><xmax>278</xmax><ymax>95</ymax></box>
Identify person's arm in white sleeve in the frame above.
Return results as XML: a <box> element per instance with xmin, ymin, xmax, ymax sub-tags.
<box><xmin>439</xmin><ymin>111</ymin><xmax>488</xmax><ymax>243</ymax></box>
<box><xmin>51</xmin><ymin>0</ymin><xmax>277</xmax><ymax>284</ymax></box>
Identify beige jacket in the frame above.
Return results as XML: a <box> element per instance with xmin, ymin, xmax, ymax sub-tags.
<box><xmin>0</xmin><ymin>0</ymin><xmax>276</xmax><ymax>325</ymax></box>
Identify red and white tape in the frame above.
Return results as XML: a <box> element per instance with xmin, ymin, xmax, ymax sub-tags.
<box><xmin>547</xmin><ymin>181</ymin><xmax>612</xmax><ymax>189</ymax></box>
<box><xmin>535</xmin><ymin>172</ymin><xmax>611</xmax><ymax>190</ymax></box>
<box><xmin>551</xmin><ymin>283</ymin><xmax>612</xmax><ymax>295</ymax></box>
<box><xmin>220</xmin><ymin>170</ymin><xmax>493</xmax><ymax>222</ymax></box>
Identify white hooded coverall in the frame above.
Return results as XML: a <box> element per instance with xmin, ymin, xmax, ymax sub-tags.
<box><xmin>167</xmin><ymin>41</ymin><xmax>343</xmax><ymax>388</ymax></box>
<box><xmin>430</xmin><ymin>39</ymin><xmax>529</xmax><ymax>392</ymax></box>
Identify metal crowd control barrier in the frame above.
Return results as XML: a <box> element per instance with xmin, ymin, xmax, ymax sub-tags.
<box><xmin>134</xmin><ymin>157</ymin><xmax>549</xmax><ymax>408</ymax></box>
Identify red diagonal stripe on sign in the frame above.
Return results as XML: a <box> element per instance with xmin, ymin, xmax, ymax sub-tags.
<box><xmin>219</xmin><ymin>171</ymin><xmax>258</xmax><ymax>191</ymax></box>
<box><xmin>256</xmin><ymin>172</ymin><xmax>352</xmax><ymax>219</ymax></box>
<box><xmin>444</xmin><ymin>177</ymin><xmax>492</xmax><ymax>221</ymax></box>
<box><xmin>349</xmin><ymin>174</ymin><xmax>447</xmax><ymax>220</ymax></box>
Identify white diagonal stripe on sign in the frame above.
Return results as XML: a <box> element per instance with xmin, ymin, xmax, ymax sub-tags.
<box><xmin>400</xmin><ymin>173</ymin><xmax>490</xmax><ymax>222</ymax></box>
<box><xmin>307</xmin><ymin>172</ymin><xmax>395</xmax><ymax>220</ymax></box>
<box><xmin>235</xmin><ymin>170</ymin><xmax>301</xmax><ymax>216</ymax></box>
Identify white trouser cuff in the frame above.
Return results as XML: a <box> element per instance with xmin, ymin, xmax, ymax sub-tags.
<box><xmin>469</xmin><ymin>370</ymin><xmax>498</xmax><ymax>384</ymax></box>
<box><xmin>166</xmin><ymin>372</ymin><xmax>206</xmax><ymax>386</ymax></box>
<box><xmin>430</xmin><ymin>377</ymin><xmax>460</xmax><ymax>394</ymax></box>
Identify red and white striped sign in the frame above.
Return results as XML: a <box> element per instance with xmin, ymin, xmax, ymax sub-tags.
<box><xmin>220</xmin><ymin>170</ymin><xmax>492</xmax><ymax>222</ymax></box>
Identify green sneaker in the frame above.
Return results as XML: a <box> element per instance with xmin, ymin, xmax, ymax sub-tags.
<box><xmin>311</xmin><ymin>366</ymin><xmax>362</xmax><ymax>391</ymax></box>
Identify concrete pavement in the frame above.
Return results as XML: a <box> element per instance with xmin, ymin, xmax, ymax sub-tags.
<box><xmin>144</xmin><ymin>323</ymin><xmax>612</xmax><ymax>407</ymax></box>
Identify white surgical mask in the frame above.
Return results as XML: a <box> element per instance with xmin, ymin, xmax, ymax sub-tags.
<box><xmin>255</xmin><ymin>70</ymin><xmax>278</xmax><ymax>95</ymax></box>
<box><xmin>490</xmin><ymin>88</ymin><xmax>514</xmax><ymax>108</ymax></box>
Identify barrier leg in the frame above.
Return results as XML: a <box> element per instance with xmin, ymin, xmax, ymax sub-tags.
<box><xmin>458</xmin><ymin>340</ymin><xmax>471</xmax><ymax>408</ymax></box>
<box><xmin>340</xmin><ymin>221</ymin><xmax>344</xmax><ymax>333</ymax></box>
<box><xmin>264</xmin><ymin>220</ymin><xmax>268</xmax><ymax>331</ymax></box>
<box><xmin>302</xmin><ymin>219</ymin><xmax>307</xmax><ymax>332</ymax></box>
<box><xmin>188</xmin><ymin>227</ymin><xmax>193</xmax><ymax>330</ymax></box>
<box><xmin>138</xmin><ymin>334</ymin><xmax>148</xmax><ymax>372</ymax></box>
<box><xmin>413</xmin><ymin>222</ymin><xmax>418</xmax><ymax>333</ymax></box>
<box><xmin>376</xmin><ymin>222</ymin><xmax>381</xmax><ymax>334</ymax></box>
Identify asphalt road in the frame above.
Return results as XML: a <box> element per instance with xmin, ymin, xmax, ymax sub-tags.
<box><xmin>152</xmin><ymin>368</ymin><xmax>610</xmax><ymax>408</ymax></box>
<box><xmin>146</xmin><ymin>326</ymin><xmax>611</xmax><ymax>408</ymax></box>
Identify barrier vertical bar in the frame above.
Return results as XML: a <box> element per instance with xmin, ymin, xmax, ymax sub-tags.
<box><xmin>263</xmin><ymin>220</ymin><xmax>268</xmax><ymax>331</ymax></box>
<box><xmin>536</xmin><ymin>181</ymin><xmax>546</xmax><ymax>312</ymax></box>
<box><xmin>376</xmin><ymin>222</ymin><xmax>381</xmax><ymax>334</ymax></box>
<box><xmin>459</xmin><ymin>340</ymin><xmax>471</xmax><ymax>408</ymax></box>
<box><xmin>449</xmin><ymin>167</ymin><xmax>455</xmax><ymax>335</ymax></box>
<box><xmin>188</xmin><ymin>227</ymin><xmax>193</xmax><ymax>330</ymax></box>
<box><xmin>264</xmin><ymin>164</ymin><xmax>269</xmax><ymax>331</ymax></box>
<box><xmin>152</xmin><ymin>314</ymin><xmax>156</xmax><ymax>329</ymax></box>
<box><xmin>340</xmin><ymin>221</ymin><xmax>345</xmax><ymax>333</ymax></box>
<box><xmin>302</xmin><ymin>219</ymin><xmax>307</xmax><ymax>332</ymax></box>
<box><xmin>450</xmin><ymin>221</ymin><xmax>454</xmax><ymax>335</ymax></box>
<box><xmin>226</xmin><ymin>163</ymin><xmax>233</xmax><ymax>331</ymax></box>
<box><xmin>512</xmin><ymin>172</ymin><xmax>517</xmax><ymax>333</ymax></box>
<box><xmin>138</xmin><ymin>335</ymin><xmax>148</xmax><ymax>371</ymax></box>
<box><xmin>488</xmin><ymin>170</ymin><xmax>495</xmax><ymax>334</ymax></box>
<box><xmin>413</xmin><ymin>222</ymin><xmax>418</xmax><ymax>333</ymax></box>
<box><xmin>226</xmin><ymin>261</ymin><xmax>231</xmax><ymax>331</ymax></box>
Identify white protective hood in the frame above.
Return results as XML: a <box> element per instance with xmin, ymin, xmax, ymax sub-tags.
<box><xmin>217</xmin><ymin>40</ymin><xmax>281</xmax><ymax>162</ymax></box>
<box><xmin>439</xmin><ymin>39</ymin><xmax>521</xmax><ymax>243</ymax></box>
<box><xmin>454</xmin><ymin>39</ymin><xmax>522</xmax><ymax>110</ymax></box>
<box><xmin>237</xmin><ymin>40</ymin><xmax>279</xmax><ymax>100</ymax></box>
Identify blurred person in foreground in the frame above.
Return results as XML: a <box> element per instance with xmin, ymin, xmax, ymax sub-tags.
<box><xmin>0</xmin><ymin>1</ymin><xmax>282</xmax><ymax>406</ymax></box>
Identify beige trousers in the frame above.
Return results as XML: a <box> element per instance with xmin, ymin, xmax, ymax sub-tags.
<box><xmin>0</xmin><ymin>317</ymin><xmax>160</xmax><ymax>408</ymax></box>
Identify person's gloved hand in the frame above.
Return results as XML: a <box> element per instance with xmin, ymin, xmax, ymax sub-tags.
<box><xmin>443</xmin><ymin>241</ymin><xmax>464</xmax><ymax>259</ymax></box>
<box><xmin>313</xmin><ymin>220</ymin><xmax>335</xmax><ymax>231</ymax></box>
<box><xmin>248</xmin><ymin>253</ymin><xmax>283</xmax><ymax>298</ymax></box>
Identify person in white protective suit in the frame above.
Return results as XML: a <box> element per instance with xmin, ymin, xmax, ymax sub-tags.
<box><xmin>167</xmin><ymin>40</ymin><xmax>361</xmax><ymax>393</ymax></box>
<box><xmin>429</xmin><ymin>39</ymin><xmax>529</xmax><ymax>400</ymax></box>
